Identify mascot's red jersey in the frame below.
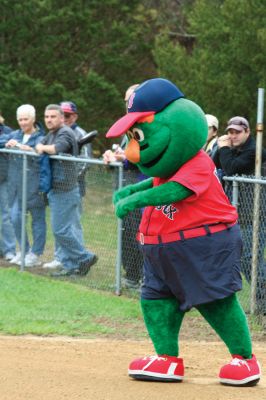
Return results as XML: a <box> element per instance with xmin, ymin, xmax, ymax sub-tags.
<box><xmin>139</xmin><ymin>150</ymin><xmax>238</xmax><ymax>236</ymax></box>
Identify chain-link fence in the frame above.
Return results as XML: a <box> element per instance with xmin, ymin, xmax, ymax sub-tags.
<box><xmin>223</xmin><ymin>176</ymin><xmax>266</xmax><ymax>320</ymax></box>
<box><xmin>0</xmin><ymin>149</ymin><xmax>265</xmax><ymax>323</ymax></box>
<box><xmin>0</xmin><ymin>149</ymin><xmax>114</xmax><ymax>284</ymax></box>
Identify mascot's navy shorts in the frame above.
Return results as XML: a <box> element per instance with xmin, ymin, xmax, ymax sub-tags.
<box><xmin>140</xmin><ymin>224</ymin><xmax>242</xmax><ymax>311</ymax></box>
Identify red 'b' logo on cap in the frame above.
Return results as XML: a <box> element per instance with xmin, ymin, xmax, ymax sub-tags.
<box><xmin>128</xmin><ymin>92</ymin><xmax>135</xmax><ymax>110</ymax></box>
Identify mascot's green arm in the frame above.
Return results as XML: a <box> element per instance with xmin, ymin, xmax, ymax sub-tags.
<box><xmin>113</xmin><ymin>177</ymin><xmax>154</xmax><ymax>204</ymax></box>
<box><xmin>114</xmin><ymin>180</ymin><xmax>193</xmax><ymax>219</ymax></box>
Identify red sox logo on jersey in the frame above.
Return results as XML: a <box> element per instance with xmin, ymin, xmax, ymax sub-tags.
<box><xmin>155</xmin><ymin>204</ymin><xmax>178</xmax><ymax>220</ymax></box>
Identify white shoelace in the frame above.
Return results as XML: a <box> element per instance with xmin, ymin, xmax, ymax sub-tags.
<box><xmin>230</xmin><ymin>358</ymin><xmax>251</xmax><ymax>371</ymax></box>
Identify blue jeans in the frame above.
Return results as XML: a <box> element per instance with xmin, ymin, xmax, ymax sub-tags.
<box><xmin>54</xmin><ymin>194</ymin><xmax>84</xmax><ymax>262</ymax></box>
<box><xmin>0</xmin><ymin>181</ymin><xmax>16</xmax><ymax>255</ymax></box>
<box><xmin>11</xmin><ymin>197</ymin><xmax>46</xmax><ymax>255</ymax></box>
<box><xmin>48</xmin><ymin>186</ymin><xmax>94</xmax><ymax>270</ymax></box>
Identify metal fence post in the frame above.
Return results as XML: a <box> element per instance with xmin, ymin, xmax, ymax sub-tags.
<box><xmin>20</xmin><ymin>153</ymin><xmax>28</xmax><ymax>272</ymax></box>
<box><xmin>251</xmin><ymin>88</ymin><xmax>264</xmax><ymax>314</ymax></box>
<box><xmin>231</xmin><ymin>179</ymin><xmax>239</xmax><ymax>209</ymax></box>
<box><xmin>115</xmin><ymin>162</ymin><xmax>123</xmax><ymax>295</ymax></box>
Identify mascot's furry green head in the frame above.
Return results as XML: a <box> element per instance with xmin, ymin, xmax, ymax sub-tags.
<box><xmin>107</xmin><ymin>78</ymin><xmax>207</xmax><ymax>178</ymax></box>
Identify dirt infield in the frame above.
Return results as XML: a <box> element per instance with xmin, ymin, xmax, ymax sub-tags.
<box><xmin>0</xmin><ymin>336</ymin><xmax>265</xmax><ymax>400</ymax></box>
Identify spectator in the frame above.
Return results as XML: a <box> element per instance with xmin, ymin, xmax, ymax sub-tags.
<box><xmin>5</xmin><ymin>104</ymin><xmax>46</xmax><ymax>267</ymax></box>
<box><xmin>0</xmin><ymin>113</ymin><xmax>16</xmax><ymax>261</ymax></box>
<box><xmin>212</xmin><ymin>116</ymin><xmax>266</xmax><ymax>314</ymax></box>
<box><xmin>204</xmin><ymin>114</ymin><xmax>219</xmax><ymax>156</ymax></box>
<box><xmin>36</xmin><ymin>104</ymin><xmax>97</xmax><ymax>277</ymax></box>
<box><xmin>103</xmin><ymin>84</ymin><xmax>145</xmax><ymax>289</ymax></box>
<box><xmin>212</xmin><ymin>116</ymin><xmax>261</xmax><ymax>175</ymax></box>
<box><xmin>60</xmin><ymin>101</ymin><xmax>92</xmax><ymax>197</ymax></box>
<box><xmin>60</xmin><ymin>101</ymin><xmax>92</xmax><ymax>158</ymax></box>
<box><xmin>0</xmin><ymin>113</ymin><xmax>12</xmax><ymax>135</ymax></box>
<box><xmin>43</xmin><ymin>101</ymin><xmax>91</xmax><ymax>270</ymax></box>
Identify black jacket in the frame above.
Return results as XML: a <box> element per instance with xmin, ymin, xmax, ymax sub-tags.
<box><xmin>212</xmin><ymin>135</ymin><xmax>266</xmax><ymax>176</ymax></box>
<box><xmin>41</xmin><ymin>125</ymin><xmax>79</xmax><ymax>192</ymax></box>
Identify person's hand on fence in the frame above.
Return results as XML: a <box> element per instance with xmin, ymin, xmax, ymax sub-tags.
<box><xmin>19</xmin><ymin>144</ymin><xmax>34</xmax><ymax>151</ymax></box>
<box><xmin>103</xmin><ymin>149</ymin><xmax>117</xmax><ymax>163</ymax></box>
<box><xmin>35</xmin><ymin>143</ymin><xmax>45</xmax><ymax>154</ymax></box>
<box><xmin>5</xmin><ymin>139</ymin><xmax>19</xmax><ymax>148</ymax></box>
<box><xmin>103</xmin><ymin>146</ymin><xmax>126</xmax><ymax>164</ymax></box>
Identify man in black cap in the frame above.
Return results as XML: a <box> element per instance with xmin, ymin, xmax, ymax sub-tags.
<box><xmin>213</xmin><ymin>116</ymin><xmax>258</xmax><ymax>175</ymax></box>
<box><xmin>60</xmin><ymin>101</ymin><xmax>92</xmax><ymax>158</ymax></box>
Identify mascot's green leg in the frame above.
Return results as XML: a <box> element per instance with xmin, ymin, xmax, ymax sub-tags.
<box><xmin>141</xmin><ymin>298</ymin><xmax>185</xmax><ymax>356</ymax></box>
<box><xmin>197</xmin><ymin>294</ymin><xmax>252</xmax><ymax>358</ymax></box>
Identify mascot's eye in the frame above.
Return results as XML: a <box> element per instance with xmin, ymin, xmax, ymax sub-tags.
<box><xmin>127</xmin><ymin>130</ymin><xmax>135</xmax><ymax>140</ymax></box>
<box><xmin>132</xmin><ymin>128</ymin><xmax>144</xmax><ymax>142</ymax></box>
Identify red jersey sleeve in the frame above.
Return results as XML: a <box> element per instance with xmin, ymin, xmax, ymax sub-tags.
<box><xmin>167</xmin><ymin>150</ymin><xmax>214</xmax><ymax>201</ymax></box>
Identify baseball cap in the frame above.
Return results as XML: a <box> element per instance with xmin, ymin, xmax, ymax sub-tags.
<box><xmin>106</xmin><ymin>78</ymin><xmax>184</xmax><ymax>138</ymax></box>
<box><xmin>60</xmin><ymin>101</ymin><xmax>78</xmax><ymax>114</ymax></box>
<box><xmin>226</xmin><ymin>116</ymin><xmax>249</xmax><ymax>132</ymax></box>
<box><xmin>205</xmin><ymin>114</ymin><xmax>219</xmax><ymax>130</ymax></box>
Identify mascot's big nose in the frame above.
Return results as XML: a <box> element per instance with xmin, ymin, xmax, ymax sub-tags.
<box><xmin>125</xmin><ymin>139</ymin><xmax>140</xmax><ymax>163</ymax></box>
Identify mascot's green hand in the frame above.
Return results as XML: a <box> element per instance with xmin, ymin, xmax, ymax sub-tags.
<box><xmin>115</xmin><ymin>197</ymin><xmax>136</xmax><ymax>219</ymax></box>
<box><xmin>112</xmin><ymin>185</ymin><xmax>135</xmax><ymax>205</ymax></box>
<box><xmin>113</xmin><ymin>178</ymin><xmax>153</xmax><ymax>205</ymax></box>
<box><xmin>115</xmin><ymin>181</ymin><xmax>193</xmax><ymax>219</ymax></box>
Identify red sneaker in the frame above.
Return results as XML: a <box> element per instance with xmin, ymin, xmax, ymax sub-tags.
<box><xmin>219</xmin><ymin>354</ymin><xmax>261</xmax><ymax>386</ymax></box>
<box><xmin>128</xmin><ymin>355</ymin><xmax>184</xmax><ymax>382</ymax></box>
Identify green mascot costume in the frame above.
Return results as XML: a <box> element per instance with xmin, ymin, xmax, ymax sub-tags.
<box><xmin>106</xmin><ymin>78</ymin><xmax>261</xmax><ymax>386</ymax></box>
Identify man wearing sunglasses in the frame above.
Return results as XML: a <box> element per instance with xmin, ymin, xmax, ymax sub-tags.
<box><xmin>212</xmin><ymin>116</ymin><xmax>266</xmax><ymax>316</ymax></box>
<box><xmin>60</xmin><ymin>101</ymin><xmax>92</xmax><ymax>159</ymax></box>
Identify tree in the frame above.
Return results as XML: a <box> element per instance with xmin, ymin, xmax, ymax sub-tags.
<box><xmin>153</xmin><ymin>0</ymin><xmax>266</xmax><ymax>132</ymax></box>
<box><xmin>4</xmin><ymin>1</ymin><xmax>264</xmax><ymax>148</ymax></box>
<box><xmin>0</xmin><ymin>0</ymin><xmax>160</xmax><ymax>151</ymax></box>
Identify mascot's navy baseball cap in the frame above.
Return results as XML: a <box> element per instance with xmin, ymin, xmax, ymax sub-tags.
<box><xmin>106</xmin><ymin>78</ymin><xmax>184</xmax><ymax>138</ymax></box>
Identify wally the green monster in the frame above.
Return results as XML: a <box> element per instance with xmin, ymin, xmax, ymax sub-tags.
<box><xmin>106</xmin><ymin>78</ymin><xmax>261</xmax><ymax>386</ymax></box>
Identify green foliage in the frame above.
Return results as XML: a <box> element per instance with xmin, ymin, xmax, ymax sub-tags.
<box><xmin>0</xmin><ymin>66</ymin><xmax>67</xmax><ymax>126</ymax></box>
<box><xmin>154</xmin><ymin>0</ymin><xmax>266</xmax><ymax>132</ymax></box>
<box><xmin>0</xmin><ymin>0</ymin><xmax>160</xmax><ymax>149</ymax></box>
<box><xmin>1</xmin><ymin>0</ymin><xmax>265</xmax><ymax>146</ymax></box>
<box><xmin>73</xmin><ymin>71</ymin><xmax>124</xmax><ymax>153</ymax></box>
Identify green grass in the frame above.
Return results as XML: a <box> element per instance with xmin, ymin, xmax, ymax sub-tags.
<box><xmin>0</xmin><ymin>268</ymin><xmax>264</xmax><ymax>340</ymax></box>
<box><xmin>0</xmin><ymin>268</ymin><xmax>145</xmax><ymax>338</ymax></box>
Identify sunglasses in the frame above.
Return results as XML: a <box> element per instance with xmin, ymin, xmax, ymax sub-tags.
<box><xmin>64</xmin><ymin>113</ymin><xmax>73</xmax><ymax>119</ymax></box>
